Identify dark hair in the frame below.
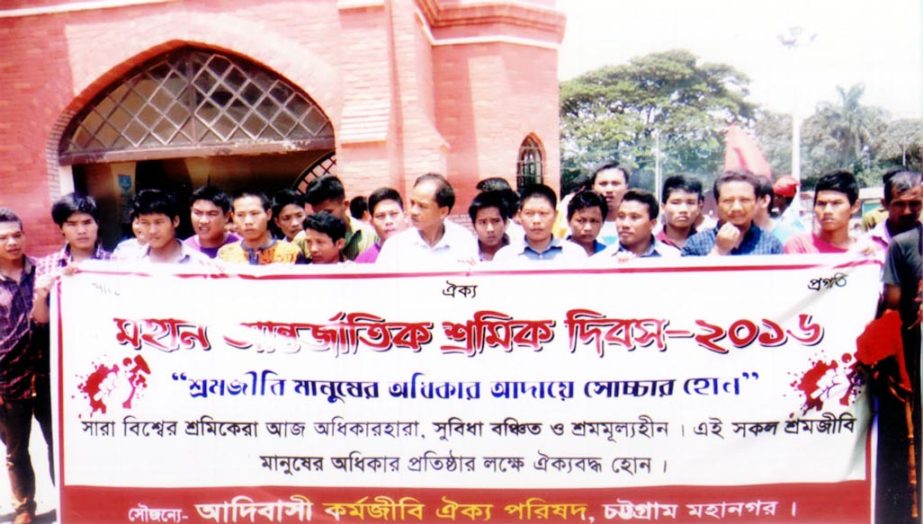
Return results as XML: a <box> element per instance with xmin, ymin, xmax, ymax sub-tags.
<box><xmin>303</xmin><ymin>211</ymin><xmax>347</xmax><ymax>242</ymax></box>
<box><xmin>588</xmin><ymin>161</ymin><xmax>631</xmax><ymax>188</ymax></box>
<box><xmin>468</xmin><ymin>190</ymin><xmax>512</xmax><ymax>223</ymax></box>
<box><xmin>349</xmin><ymin>196</ymin><xmax>368</xmax><ymax>220</ymax></box>
<box><xmin>414</xmin><ymin>173</ymin><xmax>455</xmax><ymax>210</ymax></box>
<box><xmin>661</xmin><ymin>174</ymin><xmax>703</xmax><ymax>203</ymax></box>
<box><xmin>0</xmin><ymin>208</ymin><xmax>22</xmax><ymax>229</ymax></box>
<box><xmin>190</xmin><ymin>186</ymin><xmax>232</xmax><ymax>214</ymax></box>
<box><xmin>134</xmin><ymin>189</ymin><xmax>180</xmax><ymax>220</ymax></box>
<box><xmin>476</xmin><ymin>177</ymin><xmax>513</xmax><ymax>192</ymax></box>
<box><xmin>713</xmin><ymin>170</ymin><xmax>758</xmax><ymax>200</ymax></box>
<box><xmin>232</xmin><ymin>189</ymin><xmax>272</xmax><ymax>212</ymax></box>
<box><xmin>305</xmin><ymin>175</ymin><xmax>346</xmax><ymax>206</ymax></box>
<box><xmin>368</xmin><ymin>187</ymin><xmax>404</xmax><ymax>215</ymax></box>
<box><xmin>51</xmin><ymin>193</ymin><xmax>100</xmax><ymax>226</ymax></box>
<box><xmin>520</xmin><ymin>183</ymin><xmax>557</xmax><ymax>210</ymax></box>
<box><xmin>883</xmin><ymin>170</ymin><xmax>922</xmax><ymax>204</ymax></box>
<box><xmin>754</xmin><ymin>175</ymin><xmax>774</xmax><ymax>202</ymax></box>
<box><xmin>567</xmin><ymin>190</ymin><xmax>608</xmax><ymax>220</ymax></box>
<box><xmin>271</xmin><ymin>189</ymin><xmax>304</xmax><ymax>216</ymax></box>
<box><xmin>620</xmin><ymin>189</ymin><xmax>660</xmax><ymax>220</ymax></box>
<box><xmin>814</xmin><ymin>170</ymin><xmax>859</xmax><ymax>205</ymax></box>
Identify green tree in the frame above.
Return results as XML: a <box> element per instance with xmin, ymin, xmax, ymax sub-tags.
<box><xmin>800</xmin><ymin>84</ymin><xmax>888</xmax><ymax>186</ymax></box>
<box><xmin>560</xmin><ymin>49</ymin><xmax>757</xmax><ymax>193</ymax></box>
<box><xmin>874</xmin><ymin>118</ymin><xmax>923</xmax><ymax>171</ymax></box>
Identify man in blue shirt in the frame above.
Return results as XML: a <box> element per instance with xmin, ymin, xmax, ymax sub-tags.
<box><xmin>683</xmin><ymin>171</ymin><xmax>782</xmax><ymax>256</ymax></box>
<box><xmin>494</xmin><ymin>184</ymin><xmax>586</xmax><ymax>263</ymax></box>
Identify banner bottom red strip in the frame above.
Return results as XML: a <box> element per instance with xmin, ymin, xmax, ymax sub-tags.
<box><xmin>61</xmin><ymin>481</ymin><xmax>869</xmax><ymax>523</ymax></box>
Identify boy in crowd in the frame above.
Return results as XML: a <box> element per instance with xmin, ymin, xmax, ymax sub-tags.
<box><xmin>355</xmin><ymin>187</ymin><xmax>406</xmax><ymax>263</ymax></box>
<box><xmin>303</xmin><ymin>212</ymin><xmax>347</xmax><ymax>265</ymax></box>
<box><xmin>32</xmin><ymin>193</ymin><xmax>110</xmax><ymax>490</ymax></box>
<box><xmin>657</xmin><ymin>175</ymin><xmax>703</xmax><ymax>249</ymax></box>
<box><xmin>784</xmin><ymin>171</ymin><xmax>860</xmax><ymax>253</ymax></box>
<box><xmin>595</xmin><ymin>189</ymin><xmax>679</xmax><ymax>261</ymax></box>
<box><xmin>868</xmin><ymin>170</ymin><xmax>923</xmax><ymax>250</ymax></box>
<box><xmin>494</xmin><ymin>184</ymin><xmax>586</xmax><ymax>263</ymax></box>
<box><xmin>589</xmin><ymin>162</ymin><xmax>630</xmax><ymax>246</ymax></box>
<box><xmin>218</xmin><ymin>190</ymin><xmax>301</xmax><ymax>265</ymax></box>
<box><xmin>111</xmin><ymin>212</ymin><xmax>148</xmax><ymax>259</ymax></box>
<box><xmin>469</xmin><ymin>191</ymin><xmax>512</xmax><ymax>261</ymax></box>
<box><xmin>120</xmin><ymin>190</ymin><xmax>207</xmax><ymax>264</ymax></box>
<box><xmin>475</xmin><ymin>177</ymin><xmax>524</xmax><ymax>240</ymax></box>
<box><xmin>296</xmin><ymin>176</ymin><xmax>375</xmax><ymax>261</ymax></box>
<box><xmin>40</xmin><ymin>193</ymin><xmax>111</xmax><ymax>271</ymax></box>
<box><xmin>771</xmin><ymin>175</ymin><xmax>805</xmax><ymax>243</ymax></box>
<box><xmin>683</xmin><ymin>171</ymin><xmax>783</xmax><ymax>256</ymax></box>
<box><xmin>753</xmin><ymin>175</ymin><xmax>775</xmax><ymax>232</ymax></box>
<box><xmin>184</xmin><ymin>186</ymin><xmax>240</xmax><ymax>258</ymax></box>
<box><xmin>0</xmin><ymin>209</ymin><xmax>41</xmax><ymax>524</ymax></box>
<box><xmin>377</xmin><ymin>173</ymin><xmax>477</xmax><ymax>267</ymax></box>
<box><xmin>270</xmin><ymin>189</ymin><xmax>306</xmax><ymax>242</ymax></box>
<box><xmin>349</xmin><ymin>195</ymin><xmax>370</xmax><ymax>224</ymax></box>
<box><xmin>566</xmin><ymin>190</ymin><xmax>607</xmax><ymax>256</ymax></box>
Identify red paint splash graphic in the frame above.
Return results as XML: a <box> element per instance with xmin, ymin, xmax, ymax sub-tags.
<box><xmin>789</xmin><ymin>353</ymin><xmax>860</xmax><ymax>415</ymax></box>
<box><xmin>77</xmin><ymin>363</ymin><xmax>119</xmax><ymax>415</ymax></box>
<box><xmin>122</xmin><ymin>355</ymin><xmax>151</xmax><ymax>408</ymax></box>
<box><xmin>76</xmin><ymin>355</ymin><xmax>152</xmax><ymax>416</ymax></box>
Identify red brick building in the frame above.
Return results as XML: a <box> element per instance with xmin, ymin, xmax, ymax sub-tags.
<box><xmin>0</xmin><ymin>0</ymin><xmax>565</xmax><ymax>251</ymax></box>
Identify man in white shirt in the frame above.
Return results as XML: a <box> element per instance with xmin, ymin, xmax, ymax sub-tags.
<box><xmin>594</xmin><ymin>189</ymin><xmax>680</xmax><ymax>262</ymax></box>
<box><xmin>376</xmin><ymin>173</ymin><xmax>477</xmax><ymax>267</ymax></box>
<box><xmin>589</xmin><ymin>162</ymin><xmax>630</xmax><ymax>246</ymax></box>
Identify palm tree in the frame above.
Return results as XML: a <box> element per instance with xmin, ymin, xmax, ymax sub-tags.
<box><xmin>812</xmin><ymin>84</ymin><xmax>886</xmax><ymax>168</ymax></box>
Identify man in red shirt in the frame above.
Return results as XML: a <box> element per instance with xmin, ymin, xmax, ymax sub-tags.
<box><xmin>784</xmin><ymin>171</ymin><xmax>860</xmax><ymax>254</ymax></box>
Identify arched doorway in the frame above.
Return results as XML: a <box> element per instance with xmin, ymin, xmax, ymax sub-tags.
<box><xmin>59</xmin><ymin>46</ymin><xmax>335</xmax><ymax>246</ymax></box>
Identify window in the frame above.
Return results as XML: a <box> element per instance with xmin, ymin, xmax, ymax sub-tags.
<box><xmin>516</xmin><ymin>135</ymin><xmax>543</xmax><ymax>190</ymax></box>
<box><xmin>61</xmin><ymin>47</ymin><xmax>333</xmax><ymax>163</ymax></box>
<box><xmin>294</xmin><ymin>153</ymin><xmax>337</xmax><ymax>193</ymax></box>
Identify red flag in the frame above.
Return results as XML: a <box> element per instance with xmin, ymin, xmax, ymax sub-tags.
<box><xmin>724</xmin><ymin>125</ymin><xmax>772</xmax><ymax>177</ymax></box>
<box><xmin>855</xmin><ymin>309</ymin><xmax>911</xmax><ymax>392</ymax></box>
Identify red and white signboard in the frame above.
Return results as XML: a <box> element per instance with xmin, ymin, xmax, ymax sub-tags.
<box><xmin>54</xmin><ymin>256</ymin><xmax>879</xmax><ymax>523</ymax></box>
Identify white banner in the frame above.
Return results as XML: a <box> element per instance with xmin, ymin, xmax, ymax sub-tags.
<box><xmin>54</xmin><ymin>255</ymin><xmax>879</xmax><ymax>523</ymax></box>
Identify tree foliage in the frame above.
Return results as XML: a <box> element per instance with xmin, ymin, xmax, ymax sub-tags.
<box><xmin>562</xmin><ymin>53</ymin><xmax>922</xmax><ymax>193</ymax></box>
<box><xmin>560</xmin><ymin>50</ymin><xmax>757</xmax><ymax>193</ymax></box>
<box><xmin>800</xmin><ymin>84</ymin><xmax>889</xmax><ymax>186</ymax></box>
<box><xmin>758</xmin><ymin>84</ymin><xmax>919</xmax><ymax>189</ymax></box>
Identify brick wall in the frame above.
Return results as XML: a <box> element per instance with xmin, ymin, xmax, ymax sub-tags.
<box><xmin>0</xmin><ymin>0</ymin><xmax>564</xmax><ymax>254</ymax></box>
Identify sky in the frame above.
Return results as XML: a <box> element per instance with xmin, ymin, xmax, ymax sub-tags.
<box><xmin>558</xmin><ymin>0</ymin><xmax>923</xmax><ymax>120</ymax></box>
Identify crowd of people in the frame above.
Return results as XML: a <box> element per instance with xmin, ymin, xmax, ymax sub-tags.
<box><xmin>0</xmin><ymin>163</ymin><xmax>921</xmax><ymax>523</ymax></box>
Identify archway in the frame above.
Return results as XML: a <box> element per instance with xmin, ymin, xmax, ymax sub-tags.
<box><xmin>59</xmin><ymin>46</ymin><xmax>335</xmax><ymax>246</ymax></box>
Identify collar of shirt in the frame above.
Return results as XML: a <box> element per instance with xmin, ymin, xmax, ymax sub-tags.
<box><xmin>518</xmin><ymin>237</ymin><xmax>565</xmax><ymax>257</ymax></box>
<box><xmin>618</xmin><ymin>236</ymin><xmax>659</xmax><ymax>257</ymax></box>
<box><xmin>566</xmin><ymin>236</ymin><xmax>606</xmax><ymax>254</ymax></box>
<box><xmin>41</xmin><ymin>243</ymin><xmax>109</xmax><ymax>273</ymax></box>
<box><xmin>0</xmin><ymin>257</ymin><xmax>35</xmax><ymax>284</ymax></box>
<box><xmin>140</xmin><ymin>240</ymin><xmax>199</xmax><ymax>264</ymax></box>
<box><xmin>411</xmin><ymin>223</ymin><xmax>460</xmax><ymax>251</ymax></box>
<box><xmin>656</xmin><ymin>228</ymin><xmax>695</xmax><ymax>249</ymax></box>
<box><xmin>243</xmin><ymin>238</ymin><xmax>280</xmax><ymax>265</ymax></box>
<box><xmin>479</xmin><ymin>234</ymin><xmax>510</xmax><ymax>261</ymax></box>
<box><xmin>711</xmin><ymin>223</ymin><xmax>777</xmax><ymax>255</ymax></box>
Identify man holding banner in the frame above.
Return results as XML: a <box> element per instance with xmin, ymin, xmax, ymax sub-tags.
<box><xmin>0</xmin><ymin>209</ymin><xmax>40</xmax><ymax>524</ymax></box>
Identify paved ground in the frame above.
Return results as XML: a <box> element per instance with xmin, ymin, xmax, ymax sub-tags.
<box><xmin>0</xmin><ymin>421</ymin><xmax>57</xmax><ymax>523</ymax></box>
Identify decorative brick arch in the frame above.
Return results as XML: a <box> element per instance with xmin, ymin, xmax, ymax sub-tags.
<box><xmin>45</xmin><ymin>11</ymin><xmax>341</xmax><ymax>191</ymax></box>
